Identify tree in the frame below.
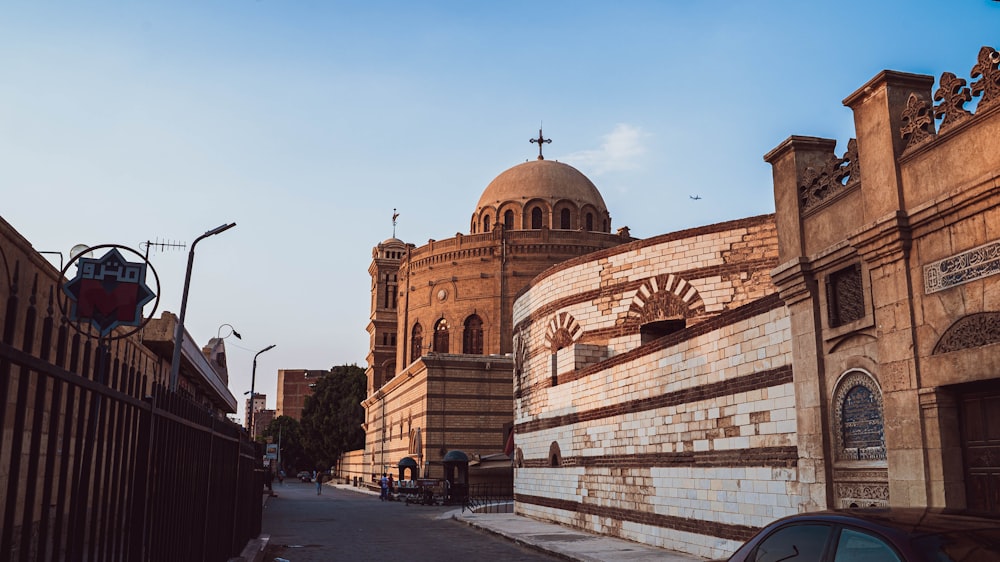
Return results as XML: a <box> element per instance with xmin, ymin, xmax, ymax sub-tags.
<box><xmin>263</xmin><ymin>415</ymin><xmax>309</xmax><ymax>474</ymax></box>
<box><xmin>300</xmin><ymin>364</ymin><xmax>367</xmax><ymax>469</ymax></box>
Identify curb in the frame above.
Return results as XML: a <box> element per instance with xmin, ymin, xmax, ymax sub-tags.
<box><xmin>452</xmin><ymin>514</ymin><xmax>578</xmax><ymax>562</ymax></box>
<box><xmin>229</xmin><ymin>533</ymin><xmax>269</xmax><ymax>562</ymax></box>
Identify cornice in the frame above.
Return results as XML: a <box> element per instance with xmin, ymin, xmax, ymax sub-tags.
<box><xmin>849</xmin><ymin>211</ymin><xmax>912</xmax><ymax>266</ymax></box>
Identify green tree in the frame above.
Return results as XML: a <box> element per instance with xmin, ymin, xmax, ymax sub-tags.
<box><xmin>263</xmin><ymin>415</ymin><xmax>310</xmax><ymax>475</ymax></box>
<box><xmin>300</xmin><ymin>364</ymin><xmax>367</xmax><ymax>469</ymax></box>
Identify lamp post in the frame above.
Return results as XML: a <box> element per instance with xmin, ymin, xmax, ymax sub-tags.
<box><xmin>248</xmin><ymin>344</ymin><xmax>276</xmax><ymax>437</ymax></box>
<box><xmin>217</xmin><ymin>323</ymin><xmax>241</xmax><ymax>341</ymax></box>
<box><xmin>169</xmin><ymin>222</ymin><xmax>237</xmax><ymax>392</ymax></box>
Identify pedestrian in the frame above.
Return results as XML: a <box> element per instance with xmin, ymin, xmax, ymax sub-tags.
<box><xmin>316</xmin><ymin>470</ymin><xmax>323</xmax><ymax>495</ymax></box>
<box><xmin>387</xmin><ymin>473</ymin><xmax>394</xmax><ymax>500</ymax></box>
<box><xmin>278</xmin><ymin>469</ymin><xmax>285</xmax><ymax>485</ymax></box>
<box><xmin>379</xmin><ymin>473</ymin><xmax>388</xmax><ymax>501</ymax></box>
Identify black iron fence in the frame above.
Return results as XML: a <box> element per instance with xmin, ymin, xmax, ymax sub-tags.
<box><xmin>0</xmin><ymin>259</ymin><xmax>262</xmax><ymax>561</ymax></box>
<box><xmin>463</xmin><ymin>483</ymin><xmax>514</xmax><ymax>513</ymax></box>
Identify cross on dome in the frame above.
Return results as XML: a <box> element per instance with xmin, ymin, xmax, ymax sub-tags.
<box><xmin>529</xmin><ymin>128</ymin><xmax>552</xmax><ymax>160</ymax></box>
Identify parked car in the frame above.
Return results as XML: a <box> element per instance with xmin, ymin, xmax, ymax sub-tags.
<box><xmin>296</xmin><ymin>471</ymin><xmax>312</xmax><ymax>482</ymax></box>
<box><xmin>724</xmin><ymin>508</ymin><xmax>1000</xmax><ymax>562</ymax></box>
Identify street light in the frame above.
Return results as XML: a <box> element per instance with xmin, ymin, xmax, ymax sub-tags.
<box><xmin>217</xmin><ymin>323</ymin><xmax>242</xmax><ymax>340</ymax></box>
<box><xmin>209</xmin><ymin>323</ymin><xmax>241</xmax><ymax>372</ymax></box>
<box><xmin>248</xmin><ymin>344</ymin><xmax>276</xmax><ymax>436</ymax></box>
<box><xmin>169</xmin><ymin>222</ymin><xmax>237</xmax><ymax>392</ymax></box>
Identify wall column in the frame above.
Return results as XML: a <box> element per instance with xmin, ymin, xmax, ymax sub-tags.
<box><xmin>919</xmin><ymin>388</ymin><xmax>966</xmax><ymax>508</ymax></box>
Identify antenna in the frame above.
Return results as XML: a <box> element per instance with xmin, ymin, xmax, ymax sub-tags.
<box><xmin>141</xmin><ymin>238</ymin><xmax>187</xmax><ymax>260</ymax></box>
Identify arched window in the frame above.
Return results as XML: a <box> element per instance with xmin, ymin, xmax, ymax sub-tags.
<box><xmin>548</xmin><ymin>441</ymin><xmax>562</xmax><ymax>467</ymax></box>
<box><xmin>531</xmin><ymin>207</ymin><xmax>543</xmax><ymax>229</ymax></box>
<box><xmin>560</xmin><ymin>209</ymin><xmax>571</xmax><ymax>229</ymax></box>
<box><xmin>504</xmin><ymin>210</ymin><xmax>514</xmax><ymax>230</ymax></box>
<box><xmin>433</xmin><ymin>318</ymin><xmax>449</xmax><ymax>353</ymax></box>
<box><xmin>833</xmin><ymin>371</ymin><xmax>886</xmax><ymax>462</ymax></box>
<box><xmin>483</xmin><ymin>214</ymin><xmax>491</xmax><ymax>232</ymax></box>
<box><xmin>463</xmin><ymin>315</ymin><xmax>484</xmax><ymax>354</ymax></box>
<box><xmin>384</xmin><ymin>273</ymin><xmax>397</xmax><ymax>309</ymax></box>
<box><xmin>585</xmin><ymin>212</ymin><xmax>594</xmax><ymax>231</ymax></box>
<box><xmin>410</xmin><ymin>323</ymin><xmax>423</xmax><ymax>363</ymax></box>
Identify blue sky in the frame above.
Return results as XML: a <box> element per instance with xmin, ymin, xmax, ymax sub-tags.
<box><xmin>3</xmin><ymin>1</ymin><xmax>998</xmax><ymax>422</ymax></box>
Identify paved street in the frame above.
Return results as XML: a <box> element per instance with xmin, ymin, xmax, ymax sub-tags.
<box><xmin>260</xmin><ymin>481</ymin><xmax>560</xmax><ymax>561</ymax></box>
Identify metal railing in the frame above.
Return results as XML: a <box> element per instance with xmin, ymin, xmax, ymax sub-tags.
<box><xmin>462</xmin><ymin>483</ymin><xmax>514</xmax><ymax>514</ymax></box>
<box><xmin>0</xmin><ymin>258</ymin><xmax>261</xmax><ymax>562</ymax></box>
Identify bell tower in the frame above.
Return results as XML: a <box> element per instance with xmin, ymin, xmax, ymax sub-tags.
<box><xmin>366</xmin><ymin>237</ymin><xmax>409</xmax><ymax>395</ymax></box>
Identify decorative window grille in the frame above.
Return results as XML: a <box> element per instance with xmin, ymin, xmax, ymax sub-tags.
<box><xmin>827</xmin><ymin>263</ymin><xmax>865</xmax><ymax>327</ymax></box>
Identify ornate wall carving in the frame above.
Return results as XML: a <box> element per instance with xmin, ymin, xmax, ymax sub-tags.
<box><xmin>933</xmin><ymin>312</ymin><xmax>1000</xmax><ymax>354</ymax></box>
<box><xmin>799</xmin><ymin>138</ymin><xmax>861</xmax><ymax>213</ymax></box>
<box><xmin>833</xmin><ymin>468</ymin><xmax>890</xmax><ymax>508</ymax></box>
<box><xmin>924</xmin><ymin>238</ymin><xmax>1000</xmax><ymax>294</ymax></box>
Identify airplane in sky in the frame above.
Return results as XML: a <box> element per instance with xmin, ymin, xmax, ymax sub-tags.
<box><xmin>689</xmin><ymin>195</ymin><xmax>702</xmax><ymax>200</ymax></box>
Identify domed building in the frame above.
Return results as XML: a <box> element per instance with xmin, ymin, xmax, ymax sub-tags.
<box><xmin>355</xmin><ymin>138</ymin><xmax>632</xmax><ymax>486</ymax></box>
<box><xmin>470</xmin><ymin>158</ymin><xmax>612</xmax><ymax>235</ymax></box>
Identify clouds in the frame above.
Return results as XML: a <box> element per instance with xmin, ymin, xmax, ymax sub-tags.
<box><xmin>563</xmin><ymin>124</ymin><xmax>649</xmax><ymax>176</ymax></box>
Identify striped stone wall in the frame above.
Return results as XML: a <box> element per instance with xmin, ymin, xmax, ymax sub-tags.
<box><xmin>512</xmin><ymin>215</ymin><xmax>802</xmax><ymax>559</ymax></box>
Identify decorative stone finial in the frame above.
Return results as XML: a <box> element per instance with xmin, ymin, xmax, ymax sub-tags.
<box><xmin>971</xmin><ymin>46</ymin><xmax>1000</xmax><ymax>112</ymax></box>
<box><xmin>900</xmin><ymin>94</ymin><xmax>935</xmax><ymax>151</ymax></box>
<box><xmin>933</xmin><ymin>72</ymin><xmax>973</xmax><ymax>133</ymax></box>
<box><xmin>798</xmin><ymin>139</ymin><xmax>861</xmax><ymax>213</ymax></box>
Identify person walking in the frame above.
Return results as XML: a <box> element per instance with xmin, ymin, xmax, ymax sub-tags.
<box><xmin>379</xmin><ymin>473</ymin><xmax>389</xmax><ymax>501</ymax></box>
<box><xmin>316</xmin><ymin>470</ymin><xmax>324</xmax><ymax>495</ymax></box>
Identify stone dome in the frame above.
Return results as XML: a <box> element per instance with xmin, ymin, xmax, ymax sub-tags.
<box><xmin>475</xmin><ymin>159</ymin><xmax>608</xmax><ymax>216</ymax></box>
<box><xmin>373</xmin><ymin>237</ymin><xmax>408</xmax><ymax>260</ymax></box>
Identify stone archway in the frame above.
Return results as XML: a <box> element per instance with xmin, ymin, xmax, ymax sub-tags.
<box><xmin>625</xmin><ymin>274</ymin><xmax>705</xmax><ymax>341</ymax></box>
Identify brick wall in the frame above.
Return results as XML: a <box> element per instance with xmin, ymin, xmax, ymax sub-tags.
<box><xmin>512</xmin><ymin>215</ymin><xmax>800</xmax><ymax>559</ymax></box>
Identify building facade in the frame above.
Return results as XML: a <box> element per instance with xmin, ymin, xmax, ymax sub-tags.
<box><xmin>510</xmin><ymin>45</ymin><xmax>1000</xmax><ymax>558</ymax></box>
<box><xmin>357</xmin><ymin>149</ymin><xmax>633</xmax><ymax>481</ymax></box>
<box><xmin>766</xmin><ymin>46</ymin><xmax>1000</xmax><ymax>516</ymax></box>
<box><xmin>276</xmin><ymin>368</ymin><xmax>327</xmax><ymax>421</ymax></box>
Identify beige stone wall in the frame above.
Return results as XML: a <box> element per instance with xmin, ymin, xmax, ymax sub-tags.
<box><xmin>512</xmin><ymin>216</ymin><xmax>796</xmax><ymax>559</ymax></box>
<box><xmin>766</xmin><ymin>47</ymin><xmax>1000</xmax><ymax>515</ymax></box>
<box><xmin>336</xmin><ymin>449</ymin><xmax>367</xmax><ymax>483</ymax></box>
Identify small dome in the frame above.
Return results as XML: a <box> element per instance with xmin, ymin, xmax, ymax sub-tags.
<box><xmin>397</xmin><ymin>456</ymin><xmax>418</xmax><ymax>469</ymax></box>
<box><xmin>475</xmin><ymin>159</ymin><xmax>608</xmax><ymax>217</ymax></box>
<box><xmin>442</xmin><ymin>450</ymin><xmax>469</xmax><ymax>463</ymax></box>
<box><xmin>374</xmin><ymin>237</ymin><xmax>408</xmax><ymax>260</ymax></box>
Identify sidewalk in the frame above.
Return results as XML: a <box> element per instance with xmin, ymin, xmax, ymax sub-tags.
<box><xmin>333</xmin><ymin>483</ymin><xmax>706</xmax><ymax>562</ymax></box>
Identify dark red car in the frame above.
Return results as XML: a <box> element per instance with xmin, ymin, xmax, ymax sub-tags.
<box><xmin>724</xmin><ymin>508</ymin><xmax>1000</xmax><ymax>562</ymax></box>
